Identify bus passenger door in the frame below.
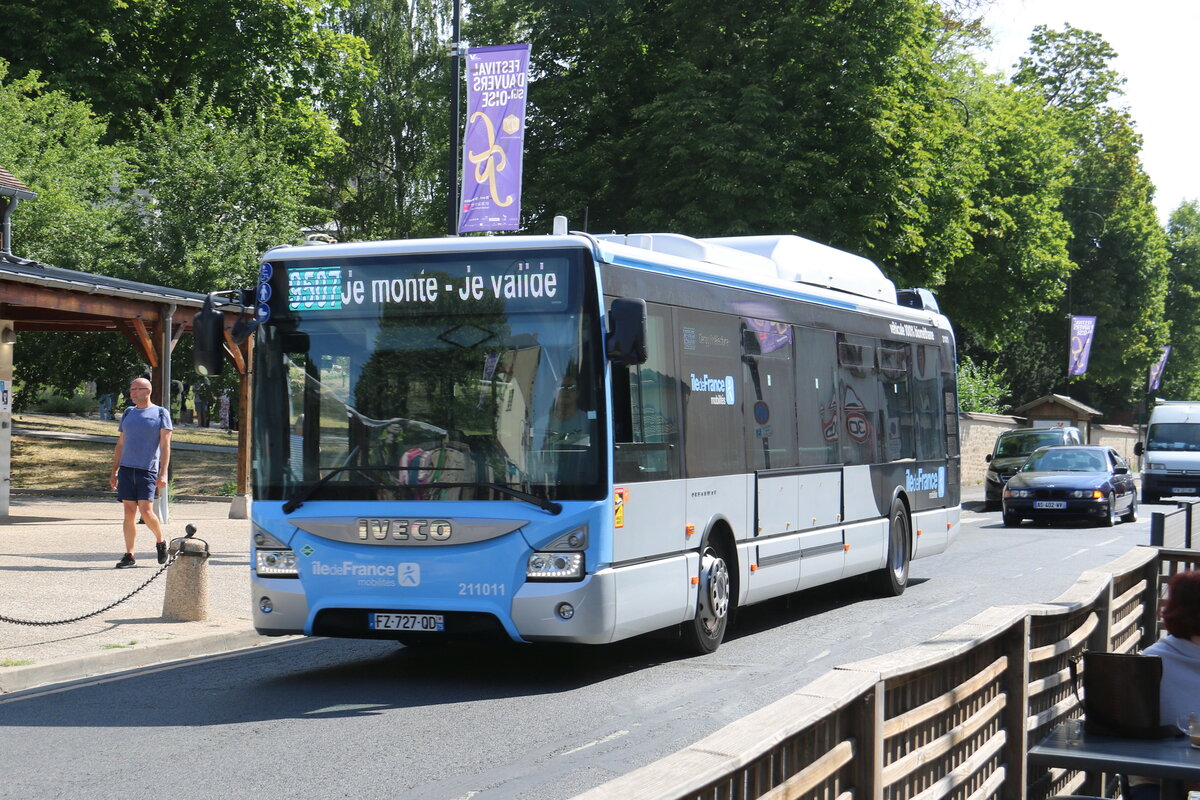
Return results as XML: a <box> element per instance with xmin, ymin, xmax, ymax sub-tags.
<box><xmin>793</xmin><ymin>327</ymin><xmax>847</xmax><ymax>591</ymax></box>
<box><xmin>610</xmin><ymin>301</ymin><xmax>689</xmax><ymax>637</ymax></box>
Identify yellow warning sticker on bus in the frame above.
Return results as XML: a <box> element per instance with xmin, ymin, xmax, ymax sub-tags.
<box><xmin>614</xmin><ymin>487</ymin><xmax>629</xmax><ymax>528</ymax></box>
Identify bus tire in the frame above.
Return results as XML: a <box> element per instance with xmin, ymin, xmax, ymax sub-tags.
<box><xmin>681</xmin><ymin>541</ymin><xmax>733</xmax><ymax>655</ymax></box>
<box><xmin>872</xmin><ymin>500</ymin><xmax>910</xmax><ymax>597</ymax></box>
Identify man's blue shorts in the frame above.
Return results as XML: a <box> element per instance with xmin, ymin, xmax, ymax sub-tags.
<box><xmin>116</xmin><ymin>467</ymin><xmax>157</xmax><ymax>502</ymax></box>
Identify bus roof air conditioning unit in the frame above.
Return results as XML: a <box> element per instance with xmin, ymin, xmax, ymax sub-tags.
<box><xmin>598</xmin><ymin>232</ymin><xmax>777</xmax><ymax>279</ymax></box>
<box><xmin>703</xmin><ymin>235</ymin><xmax>896</xmax><ymax>303</ymax></box>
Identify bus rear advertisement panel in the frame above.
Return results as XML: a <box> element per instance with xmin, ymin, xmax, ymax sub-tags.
<box><xmin>232</xmin><ymin>231</ymin><xmax>960</xmax><ymax>654</ymax></box>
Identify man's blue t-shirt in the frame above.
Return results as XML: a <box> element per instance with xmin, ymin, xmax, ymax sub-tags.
<box><xmin>118</xmin><ymin>404</ymin><xmax>173</xmax><ymax>472</ymax></box>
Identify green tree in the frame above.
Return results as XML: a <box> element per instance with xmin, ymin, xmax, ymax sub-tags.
<box><xmin>322</xmin><ymin>0</ymin><xmax>452</xmax><ymax>240</ymax></box>
<box><xmin>937</xmin><ymin>63</ymin><xmax>1073</xmax><ymax>355</ymax></box>
<box><xmin>0</xmin><ymin>60</ymin><xmax>144</xmax><ymax>409</ymax></box>
<box><xmin>0</xmin><ymin>60</ymin><xmax>130</xmax><ymax>271</ymax></box>
<box><xmin>1011</xmin><ymin>24</ymin><xmax>1169</xmax><ymax>413</ymax></box>
<box><xmin>956</xmin><ymin>354</ymin><xmax>1010</xmax><ymax>413</ymax></box>
<box><xmin>0</xmin><ymin>0</ymin><xmax>373</xmax><ymax>165</ymax></box>
<box><xmin>1161</xmin><ymin>201</ymin><xmax>1200</xmax><ymax>400</ymax></box>
<box><xmin>468</xmin><ymin>0</ymin><xmax>978</xmax><ymax>285</ymax></box>
<box><xmin>117</xmin><ymin>88</ymin><xmax>318</xmax><ymax>293</ymax></box>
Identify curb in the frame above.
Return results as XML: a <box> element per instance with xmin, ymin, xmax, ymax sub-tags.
<box><xmin>0</xmin><ymin>628</ymin><xmax>295</xmax><ymax>694</ymax></box>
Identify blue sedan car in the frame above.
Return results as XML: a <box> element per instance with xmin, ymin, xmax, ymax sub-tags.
<box><xmin>1002</xmin><ymin>445</ymin><xmax>1138</xmax><ymax>527</ymax></box>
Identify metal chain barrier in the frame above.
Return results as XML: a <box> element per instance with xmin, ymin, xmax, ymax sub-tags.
<box><xmin>0</xmin><ymin>525</ymin><xmax>198</xmax><ymax>627</ymax></box>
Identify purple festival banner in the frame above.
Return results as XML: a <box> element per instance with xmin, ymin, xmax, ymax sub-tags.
<box><xmin>1148</xmin><ymin>345</ymin><xmax>1171</xmax><ymax>391</ymax></box>
<box><xmin>1068</xmin><ymin>315</ymin><xmax>1097</xmax><ymax>377</ymax></box>
<box><xmin>458</xmin><ymin>44</ymin><xmax>530</xmax><ymax>233</ymax></box>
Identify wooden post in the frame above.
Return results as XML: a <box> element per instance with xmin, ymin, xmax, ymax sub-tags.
<box><xmin>230</xmin><ymin>334</ymin><xmax>252</xmax><ymax>519</ymax></box>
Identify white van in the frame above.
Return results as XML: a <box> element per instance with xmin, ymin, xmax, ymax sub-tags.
<box><xmin>1135</xmin><ymin>400</ymin><xmax>1200</xmax><ymax>503</ymax></box>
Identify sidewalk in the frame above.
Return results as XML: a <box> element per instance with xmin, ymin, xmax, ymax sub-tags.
<box><xmin>0</xmin><ymin>494</ymin><xmax>275</xmax><ymax>694</ymax></box>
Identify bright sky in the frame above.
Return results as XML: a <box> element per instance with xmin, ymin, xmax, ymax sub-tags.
<box><xmin>975</xmin><ymin>0</ymin><xmax>1199</xmax><ymax>223</ymax></box>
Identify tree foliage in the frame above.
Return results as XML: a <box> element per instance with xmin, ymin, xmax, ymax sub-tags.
<box><xmin>321</xmin><ymin>0</ymin><xmax>452</xmax><ymax>241</ymax></box>
<box><xmin>1162</xmin><ymin>201</ymin><xmax>1200</xmax><ymax>400</ymax></box>
<box><xmin>0</xmin><ymin>1</ymin><xmax>1183</xmax><ymax>422</ymax></box>
<box><xmin>1011</xmin><ymin>24</ymin><xmax>1169</xmax><ymax>412</ymax></box>
<box><xmin>117</xmin><ymin>88</ymin><xmax>319</xmax><ymax>292</ymax></box>
<box><xmin>0</xmin><ymin>0</ymin><xmax>374</xmax><ymax>163</ymax></box>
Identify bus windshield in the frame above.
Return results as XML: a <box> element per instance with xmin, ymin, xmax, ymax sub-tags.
<box><xmin>251</xmin><ymin>248</ymin><xmax>604</xmax><ymax>504</ymax></box>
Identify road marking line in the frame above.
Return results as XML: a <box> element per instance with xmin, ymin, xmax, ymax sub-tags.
<box><xmin>1062</xmin><ymin>548</ymin><xmax>1088</xmax><ymax>560</ymax></box>
<box><xmin>560</xmin><ymin>730</ymin><xmax>630</xmax><ymax>756</ymax></box>
<box><xmin>807</xmin><ymin>649</ymin><xmax>831</xmax><ymax>663</ymax></box>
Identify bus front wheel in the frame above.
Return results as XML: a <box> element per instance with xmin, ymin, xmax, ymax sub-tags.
<box><xmin>872</xmin><ymin>501</ymin><xmax>911</xmax><ymax>597</ymax></box>
<box><xmin>681</xmin><ymin>543</ymin><xmax>732</xmax><ymax>655</ymax></box>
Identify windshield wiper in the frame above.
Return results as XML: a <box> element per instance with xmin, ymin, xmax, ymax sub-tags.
<box><xmin>283</xmin><ymin>448</ymin><xmax>384</xmax><ymax>513</ymax></box>
<box><xmin>415</xmin><ymin>482</ymin><xmax>563</xmax><ymax>514</ymax></box>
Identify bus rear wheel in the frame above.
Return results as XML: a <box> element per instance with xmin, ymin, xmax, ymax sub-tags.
<box><xmin>681</xmin><ymin>543</ymin><xmax>732</xmax><ymax>655</ymax></box>
<box><xmin>872</xmin><ymin>501</ymin><xmax>911</xmax><ymax>597</ymax></box>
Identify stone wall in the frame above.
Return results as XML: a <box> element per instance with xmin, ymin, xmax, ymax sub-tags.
<box><xmin>959</xmin><ymin>412</ymin><xmax>1023</xmax><ymax>486</ymax></box>
<box><xmin>1090</xmin><ymin>423</ymin><xmax>1141</xmax><ymax>465</ymax></box>
<box><xmin>958</xmin><ymin>414</ymin><xmax>1143</xmax><ymax>486</ymax></box>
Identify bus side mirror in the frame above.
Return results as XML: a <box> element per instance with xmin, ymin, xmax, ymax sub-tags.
<box><xmin>606</xmin><ymin>298</ymin><xmax>648</xmax><ymax>366</ymax></box>
<box><xmin>193</xmin><ymin>294</ymin><xmax>226</xmax><ymax>377</ymax></box>
<box><xmin>1134</xmin><ymin>441</ymin><xmax>1144</xmax><ymax>456</ymax></box>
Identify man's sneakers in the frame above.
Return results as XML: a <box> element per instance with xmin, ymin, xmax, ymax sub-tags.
<box><xmin>115</xmin><ymin>544</ymin><xmax>167</xmax><ymax>568</ymax></box>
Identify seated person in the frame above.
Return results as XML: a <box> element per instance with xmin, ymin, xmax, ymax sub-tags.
<box><xmin>548</xmin><ymin>371</ymin><xmax>592</xmax><ymax>445</ymax></box>
<box><xmin>1128</xmin><ymin>569</ymin><xmax>1200</xmax><ymax>800</ymax></box>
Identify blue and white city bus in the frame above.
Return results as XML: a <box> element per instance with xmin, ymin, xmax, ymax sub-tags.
<box><xmin>217</xmin><ymin>225</ymin><xmax>960</xmax><ymax>654</ymax></box>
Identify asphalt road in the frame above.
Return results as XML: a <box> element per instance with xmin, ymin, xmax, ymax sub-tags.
<box><xmin>0</xmin><ymin>503</ymin><xmax>1162</xmax><ymax>800</ymax></box>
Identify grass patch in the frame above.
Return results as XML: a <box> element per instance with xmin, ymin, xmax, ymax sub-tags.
<box><xmin>15</xmin><ymin>412</ymin><xmax>240</xmax><ymax>447</ymax></box>
<box><xmin>102</xmin><ymin>641</ymin><xmax>138</xmax><ymax>649</ymax></box>
<box><xmin>11</xmin><ymin>437</ymin><xmax>236</xmax><ymax>495</ymax></box>
<box><xmin>0</xmin><ymin>658</ymin><xmax>34</xmax><ymax>667</ymax></box>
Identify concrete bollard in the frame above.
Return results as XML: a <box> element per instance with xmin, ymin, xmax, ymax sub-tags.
<box><xmin>162</xmin><ymin>535</ymin><xmax>210</xmax><ymax>621</ymax></box>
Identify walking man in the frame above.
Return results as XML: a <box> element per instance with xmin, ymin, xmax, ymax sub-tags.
<box><xmin>109</xmin><ymin>377</ymin><xmax>173</xmax><ymax>568</ymax></box>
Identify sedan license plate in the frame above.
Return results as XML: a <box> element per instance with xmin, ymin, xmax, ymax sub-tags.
<box><xmin>1034</xmin><ymin>500</ymin><xmax>1067</xmax><ymax>510</ymax></box>
<box><xmin>1173</xmin><ymin>487</ymin><xmax>1198</xmax><ymax>494</ymax></box>
<box><xmin>368</xmin><ymin>613</ymin><xmax>444</xmax><ymax>632</ymax></box>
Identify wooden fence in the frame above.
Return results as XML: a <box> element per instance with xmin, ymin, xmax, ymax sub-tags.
<box><xmin>571</xmin><ymin>546</ymin><xmax>1200</xmax><ymax>800</ymax></box>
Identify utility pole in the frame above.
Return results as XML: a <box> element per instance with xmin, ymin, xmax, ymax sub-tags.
<box><xmin>446</xmin><ymin>0</ymin><xmax>462</xmax><ymax>236</ymax></box>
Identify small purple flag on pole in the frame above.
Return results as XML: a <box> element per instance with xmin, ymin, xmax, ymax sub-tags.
<box><xmin>1148</xmin><ymin>345</ymin><xmax>1171</xmax><ymax>391</ymax></box>
<box><xmin>1068</xmin><ymin>315</ymin><xmax>1097</xmax><ymax>377</ymax></box>
<box><xmin>458</xmin><ymin>44</ymin><xmax>530</xmax><ymax>234</ymax></box>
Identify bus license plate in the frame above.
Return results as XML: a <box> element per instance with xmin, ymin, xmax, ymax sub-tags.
<box><xmin>368</xmin><ymin>613</ymin><xmax>444</xmax><ymax>632</ymax></box>
<box><xmin>1034</xmin><ymin>501</ymin><xmax>1067</xmax><ymax>509</ymax></box>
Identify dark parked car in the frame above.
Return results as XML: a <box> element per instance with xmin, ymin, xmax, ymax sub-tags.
<box><xmin>985</xmin><ymin>427</ymin><xmax>1083</xmax><ymax>509</ymax></box>
<box><xmin>1001</xmin><ymin>445</ymin><xmax>1137</xmax><ymax>527</ymax></box>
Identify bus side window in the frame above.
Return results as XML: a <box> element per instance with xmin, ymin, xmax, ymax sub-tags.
<box><xmin>880</xmin><ymin>340</ymin><xmax>915</xmax><ymax>461</ymax></box>
<box><xmin>794</xmin><ymin>326</ymin><xmax>839</xmax><ymax>467</ymax></box>
<box><xmin>613</xmin><ymin>302</ymin><xmax>681</xmax><ymax>483</ymax></box>
<box><xmin>836</xmin><ymin>333</ymin><xmax>881</xmax><ymax>466</ymax></box>
<box><xmin>678</xmin><ymin>308</ymin><xmax>747</xmax><ymax>478</ymax></box>
<box><xmin>742</xmin><ymin>319</ymin><xmax>798</xmax><ymax>471</ymax></box>
<box><xmin>914</xmin><ymin>344</ymin><xmax>943</xmax><ymax>460</ymax></box>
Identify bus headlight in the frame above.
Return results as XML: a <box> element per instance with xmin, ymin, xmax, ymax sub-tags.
<box><xmin>527</xmin><ymin>552</ymin><xmax>584</xmax><ymax>581</ymax></box>
<box><xmin>253</xmin><ymin>525</ymin><xmax>299</xmax><ymax>578</ymax></box>
<box><xmin>256</xmin><ymin>549</ymin><xmax>299</xmax><ymax>577</ymax></box>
